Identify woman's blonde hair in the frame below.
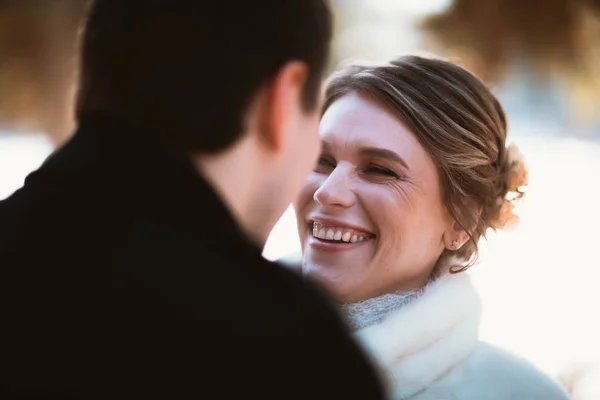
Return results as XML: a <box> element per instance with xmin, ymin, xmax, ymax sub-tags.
<box><xmin>324</xmin><ymin>55</ymin><xmax>525</xmax><ymax>272</ymax></box>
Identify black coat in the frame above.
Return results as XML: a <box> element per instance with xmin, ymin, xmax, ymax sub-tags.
<box><xmin>0</xmin><ymin>116</ymin><xmax>385</xmax><ymax>399</ymax></box>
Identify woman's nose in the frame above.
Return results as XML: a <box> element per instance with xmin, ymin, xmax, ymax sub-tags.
<box><xmin>313</xmin><ymin>165</ymin><xmax>356</xmax><ymax>208</ymax></box>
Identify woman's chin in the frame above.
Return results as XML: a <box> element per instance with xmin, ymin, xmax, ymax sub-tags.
<box><xmin>302</xmin><ymin>260</ymin><xmax>356</xmax><ymax>302</ymax></box>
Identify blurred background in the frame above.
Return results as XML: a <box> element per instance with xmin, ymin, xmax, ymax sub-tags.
<box><xmin>1</xmin><ymin>0</ymin><xmax>600</xmax><ymax>392</ymax></box>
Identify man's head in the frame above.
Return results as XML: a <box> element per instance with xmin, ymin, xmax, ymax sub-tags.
<box><xmin>77</xmin><ymin>0</ymin><xmax>332</xmax><ymax>245</ymax></box>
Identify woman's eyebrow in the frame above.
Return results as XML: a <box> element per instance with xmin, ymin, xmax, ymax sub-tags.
<box><xmin>359</xmin><ymin>147</ymin><xmax>409</xmax><ymax>170</ymax></box>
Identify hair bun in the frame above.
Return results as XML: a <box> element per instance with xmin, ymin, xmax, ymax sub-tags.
<box><xmin>490</xmin><ymin>144</ymin><xmax>528</xmax><ymax>231</ymax></box>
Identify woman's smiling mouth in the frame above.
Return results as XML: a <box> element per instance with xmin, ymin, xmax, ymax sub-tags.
<box><xmin>308</xmin><ymin>220</ymin><xmax>375</xmax><ymax>251</ymax></box>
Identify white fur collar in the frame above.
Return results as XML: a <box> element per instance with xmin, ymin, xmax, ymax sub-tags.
<box><xmin>354</xmin><ymin>273</ymin><xmax>482</xmax><ymax>399</ymax></box>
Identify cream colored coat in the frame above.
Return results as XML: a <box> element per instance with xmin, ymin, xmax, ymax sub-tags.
<box><xmin>355</xmin><ymin>273</ymin><xmax>570</xmax><ymax>400</ymax></box>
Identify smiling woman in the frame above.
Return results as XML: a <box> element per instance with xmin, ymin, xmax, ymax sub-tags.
<box><xmin>297</xmin><ymin>56</ymin><xmax>515</xmax><ymax>304</ymax></box>
<box><xmin>298</xmin><ymin>91</ymin><xmax>450</xmax><ymax>303</ymax></box>
<box><xmin>293</xmin><ymin>55</ymin><xmax>567</xmax><ymax>399</ymax></box>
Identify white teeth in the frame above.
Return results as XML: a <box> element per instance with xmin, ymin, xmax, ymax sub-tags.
<box><xmin>312</xmin><ymin>223</ymin><xmax>370</xmax><ymax>243</ymax></box>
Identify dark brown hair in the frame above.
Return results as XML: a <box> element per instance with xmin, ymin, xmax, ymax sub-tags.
<box><xmin>324</xmin><ymin>55</ymin><xmax>513</xmax><ymax>271</ymax></box>
<box><xmin>76</xmin><ymin>0</ymin><xmax>332</xmax><ymax>153</ymax></box>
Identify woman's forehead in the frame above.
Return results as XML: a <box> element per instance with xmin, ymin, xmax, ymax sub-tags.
<box><xmin>321</xmin><ymin>92</ymin><xmax>397</xmax><ymax>131</ymax></box>
<box><xmin>320</xmin><ymin>94</ymin><xmax>421</xmax><ymax>156</ymax></box>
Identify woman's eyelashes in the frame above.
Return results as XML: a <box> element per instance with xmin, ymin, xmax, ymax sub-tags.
<box><xmin>315</xmin><ymin>156</ymin><xmax>401</xmax><ymax>180</ymax></box>
<box><xmin>315</xmin><ymin>156</ymin><xmax>336</xmax><ymax>173</ymax></box>
<box><xmin>361</xmin><ymin>165</ymin><xmax>399</xmax><ymax>178</ymax></box>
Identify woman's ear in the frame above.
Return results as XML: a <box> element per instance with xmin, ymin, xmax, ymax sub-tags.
<box><xmin>443</xmin><ymin>221</ymin><xmax>471</xmax><ymax>251</ymax></box>
<box><xmin>442</xmin><ymin>205</ymin><xmax>482</xmax><ymax>251</ymax></box>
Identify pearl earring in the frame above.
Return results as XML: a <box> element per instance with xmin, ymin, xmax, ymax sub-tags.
<box><xmin>452</xmin><ymin>239</ymin><xmax>460</xmax><ymax>250</ymax></box>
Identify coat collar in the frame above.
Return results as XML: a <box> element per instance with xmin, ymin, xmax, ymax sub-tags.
<box><xmin>355</xmin><ymin>273</ymin><xmax>482</xmax><ymax>398</ymax></box>
<box><xmin>36</xmin><ymin>114</ymin><xmax>261</xmax><ymax>255</ymax></box>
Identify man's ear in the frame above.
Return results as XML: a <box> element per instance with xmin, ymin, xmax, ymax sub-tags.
<box><xmin>257</xmin><ymin>60</ymin><xmax>309</xmax><ymax>152</ymax></box>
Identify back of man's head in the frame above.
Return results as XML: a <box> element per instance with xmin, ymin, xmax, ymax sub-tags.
<box><xmin>76</xmin><ymin>0</ymin><xmax>332</xmax><ymax>153</ymax></box>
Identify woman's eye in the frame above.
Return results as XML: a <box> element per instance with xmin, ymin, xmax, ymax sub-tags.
<box><xmin>363</xmin><ymin>166</ymin><xmax>399</xmax><ymax>178</ymax></box>
<box><xmin>315</xmin><ymin>157</ymin><xmax>336</xmax><ymax>172</ymax></box>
